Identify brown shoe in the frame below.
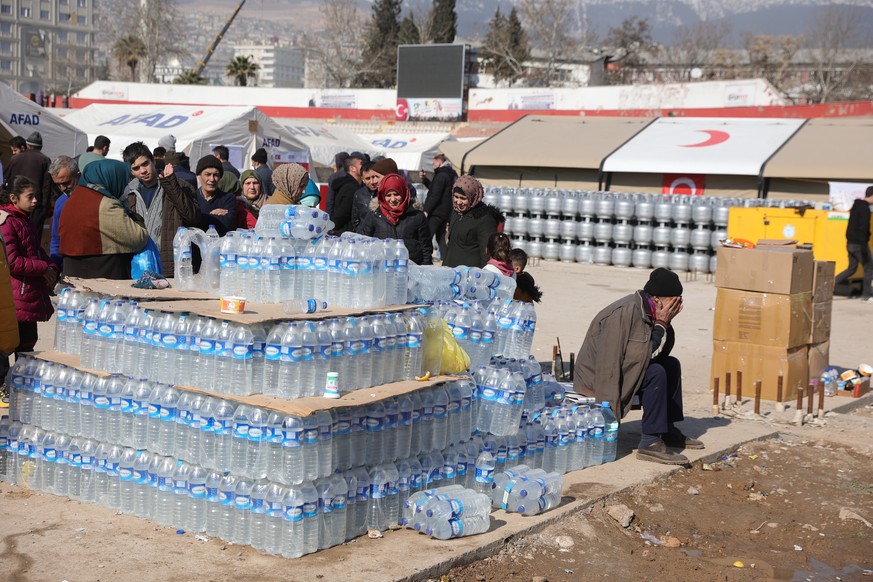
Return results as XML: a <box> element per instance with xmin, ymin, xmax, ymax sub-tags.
<box><xmin>636</xmin><ymin>440</ymin><xmax>690</xmax><ymax>465</ymax></box>
<box><xmin>663</xmin><ymin>428</ymin><xmax>705</xmax><ymax>450</ymax></box>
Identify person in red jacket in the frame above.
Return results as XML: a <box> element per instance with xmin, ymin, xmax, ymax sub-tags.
<box><xmin>0</xmin><ymin>176</ymin><xmax>58</xmax><ymax>356</ymax></box>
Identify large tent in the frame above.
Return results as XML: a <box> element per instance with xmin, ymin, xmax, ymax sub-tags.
<box><xmin>63</xmin><ymin>104</ymin><xmax>310</xmax><ymax>169</ymax></box>
<box><xmin>0</xmin><ymin>81</ymin><xmax>88</xmax><ymax>169</ymax></box>
<box><xmin>360</xmin><ymin>132</ymin><xmax>450</xmax><ymax>172</ymax></box>
<box><xmin>275</xmin><ymin>119</ymin><xmax>377</xmax><ymax>170</ymax></box>
<box><xmin>762</xmin><ymin>118</ymin><xmax>873</xmax><ymax>200</ymax></box>
<box><xmin>462</xmin><ymin>116</ymin><xmax>653</xmax><ymax>188</ymax></box>
<box><xmin>601</xmin><ymin>117</ymin><xmax>806</xmax><ymax>197</ymax></box>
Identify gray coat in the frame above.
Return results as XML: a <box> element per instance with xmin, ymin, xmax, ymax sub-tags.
<box><xmin>573</xmin><ymin>291</ymin><xmax>673</xmax><ymax>418</ymax></box>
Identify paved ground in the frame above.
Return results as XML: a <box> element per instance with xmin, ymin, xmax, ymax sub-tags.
<box><xmin>2</xmin><ymin>260</ymin><xmax>870</xmax><ymax>582</ymax></box>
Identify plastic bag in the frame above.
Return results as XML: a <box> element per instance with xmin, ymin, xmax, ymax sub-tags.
<box><xmin>439</xmin><ymin>321</ymin><xmax>470</xmax><ymax>375</ymax></box>
<box><xmin>131</xmin><ymin>237</ymin><xmax>162</xmax><ymax>279</ymax></box>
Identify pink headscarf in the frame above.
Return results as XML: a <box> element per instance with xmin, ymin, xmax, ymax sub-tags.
<box><xmin>453</xmin><ymin>175</ymin><xmax>484</xmax><ymax>210</ymax></box>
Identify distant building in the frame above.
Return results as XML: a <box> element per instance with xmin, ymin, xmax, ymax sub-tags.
<box><xmin>232</xmin><ymin>40</ymin><xmax>304</xmax><ymax>88</ymax></box>
<box><xmin>0</xmin><ymin>0</ymin><xmax>98</xmax><ymax>94</ymax></box>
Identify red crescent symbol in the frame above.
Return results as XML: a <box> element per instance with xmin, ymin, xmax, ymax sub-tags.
<box><xmin>394</xmin><ymin>100</ymin><xmax>409</xmax><ymax>121</ymax></box>
<box><xmin>681</xmin><ymin>129</ymin><xmax>729</xmax><ymax>148</ymax></box>
<box><xmin>669</xmin><ymin>177</ymin><xmax>697</xmax><ymax>195</ymax></box>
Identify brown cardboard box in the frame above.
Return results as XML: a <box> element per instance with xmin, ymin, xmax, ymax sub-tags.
<box><xmin>711</xmin><ymin>340</ymin><xmax>809</xmax><ymax>402</ymax></box>
<box><xmin>810</xmin><ymin>300</ymin><xmax>833</xmax><ymax>344</ymax></box>
<box><xmin>837</xmin><ymin>376</ymin><xmax>870</xmax><ymax>398</ymax></box>
<box><xmin>808</xmin><ymin>340</ymin><xmax>830</xmax><ymax>380</ymax></box>
<box><xmin>812</xmin><ymin>261</ymin><xmax>836</xmax><ymax>303</ymax></box>
<box><xmin>715</xmin><ymin>247</ymin><xmax>814</xmax><ymax>294</ymax></box>
<box><xmin>713</xmin><ymin>289</ymin><xmax>812</xmax><ymax>348</ymax></box>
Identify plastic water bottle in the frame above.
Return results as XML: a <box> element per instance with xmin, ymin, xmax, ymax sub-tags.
<box><xmin>588</xmin><ymin>406</ymin><xmax>605</xmax><ymax>466</ymax></box>
<box><xmin>600</xmin><ymin>402</ymin><xmax>619</xmax><ymax>464</ymax></box>
<box><xmin>174</xmin><ymin>228</ymin><xmax>195</xmax><ymax>289</ymax></box>
<box><xmin>264</xmin><ymin>482</ymin><xmax>287</xmax><ymax>555</ymax></box>
<box><xmin>367</xmin><ymin>465</ymin><xmax>390</xmax><ymax>531</ymax></box>
<box><xmin>233</xmin><ymin>478</ymin><xmax>254</xmax><ymax>545</ymax></box>
<box><xmin>474</xmin><ymin>448</ymin><xmax>495</xmax><ymax>495</ymax></box>
<box><xmin>280</xmin><ymin>484</ymin><xmax>305</xmax><ymax>558</ymax></box>
<box><xmin>187</xmin><ymin>464</ymin><xmax>209</xmax><ymax>533</ymax></box>
<box><xmin>249</xmin><ymin>479</ymin><xmax>270</xmax><ymax>551</ymax></box>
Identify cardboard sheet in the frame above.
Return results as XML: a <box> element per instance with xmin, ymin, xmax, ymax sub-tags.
<box><xmin>33</xmin><ymin>350</ymin><xmax>455</xmax><ymax>417</ymax></box>
<box><xmin>68</xmin><ymin>277</ymin><xmax>213</xmax><ymax>301</ymax></box>
<box><xmin>811</xmin><ymin>261</ymin><xmax>836</xmax><ymax>303</ymax></box>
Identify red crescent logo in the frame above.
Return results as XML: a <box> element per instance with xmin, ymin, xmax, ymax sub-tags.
<box><xmin>394</xmin><ymin>100</ymin><xmax>409</xmax><ymax>121</ymax></box>
<box><xmin>681</xmin><ymin>129</ymin><xmax>729</xmax><ymax>148</ymax></box>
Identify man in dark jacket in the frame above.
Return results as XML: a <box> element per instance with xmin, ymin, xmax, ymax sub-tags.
<box><xmin>834</xmin><ymin>187</ymin><xmax>873</xmax><ymax>301</ymax></box>
<box><xmin>325</xmin><ymin>151</ymin><xmax>349</xmax><ymax>215</ymax></box>
<box><xmin>251</xmin><ymin>148</ymin><xmax>275</xmax><ymax>196</ymax></box>
<box><xmin>574</xmin><ymin>268</ymin><xmax>703</xmax><ymax>465</ymax></box>
<box><xmin>212</xmin><ymin>145</ymin><xmax>240</xmax><ymax>178</ymax></box>
<box><xmin>420</xmin><ymin>154</ymin><xmax>457</xmax><ymax>259</ymax></box>
<box><xmin>329</xmin><ymin>152</ymin><xmax>364</xmax><ymax>234</ymax></box>
<box><xmin>4</xmin><ymin>131</ymin><xmax>53</xmax><ymax>232</ymax></box>
<box><xmin>194</xmin><ymin>155</ymin><xmax>236</xmax><ymax>236</ymax></box>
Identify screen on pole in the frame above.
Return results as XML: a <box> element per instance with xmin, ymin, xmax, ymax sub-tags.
<box><xmin>396</xmin><ymin>44</ymin><xmax>465</xmax><ymax>121</ymax></box>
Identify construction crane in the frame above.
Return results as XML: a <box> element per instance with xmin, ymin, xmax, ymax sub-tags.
<box><xmin>193</xmin><ymin>0</ymin><xmax>247</xmax><ymax>78</ymax></box>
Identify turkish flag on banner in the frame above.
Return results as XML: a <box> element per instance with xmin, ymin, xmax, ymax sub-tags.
<box><xmin>662</xmin><ymin>174</ymin><xmax>706</xmax><ymax>196</ymax></box>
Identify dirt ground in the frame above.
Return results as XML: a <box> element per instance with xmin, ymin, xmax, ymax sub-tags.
<box><xmin>446</xmin><ymin>406</ymin><xmax>873</xmax><ymax>582</ymax></box>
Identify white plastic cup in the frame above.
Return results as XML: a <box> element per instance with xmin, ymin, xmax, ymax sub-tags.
<box><xmin>323</xmin><ymin>372</ymin><xmax>340</xmax><ymax>399</ymax></box>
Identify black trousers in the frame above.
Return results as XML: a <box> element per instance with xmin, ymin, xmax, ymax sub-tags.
<box><xmin>834</xmin><ymin>243</ymin><xmax>873</xmax><ymax>299</ymax></box>
<box><xmin>637</xmin><ymin>356</ymin><xmax>684</xmax><ymax>436</ymax></box>
<box><xmin>16</xmin><ymin>321</ymin><xmax>39</xmax><ymax>357</ymax></box>
<box><xmin>428</xmin><ymin>215</ymin><xmax>448</xmax><ymax>260</ymax></box>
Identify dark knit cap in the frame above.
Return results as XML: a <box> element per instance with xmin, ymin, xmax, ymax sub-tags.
<box><xmin>644</xmin><ymin>268</ymin><xmax>683</xmax><ymax>297</ymax></box>
<box><xmin>195</xmin><ymin>155</ymin><xmax>224</xmax><ymax>177</ymax></box>
<box><xmin>26</xmin><ymin>131</ymin><xmax>43</xmax><ymax>148</ymax></box>
<box><xmin>372</xmin><ymin>157</ymin><xmax>398</xmax><ymax>176</ymax></box>
<box><xmin>251</xmin><ymin>147</ymin><xmax>268</xmax><ymax>164</ymax></box>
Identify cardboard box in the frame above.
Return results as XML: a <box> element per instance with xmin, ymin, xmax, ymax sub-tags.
<box><xmin>810</xmin><ymin>300</ymin><xmax>833</xmax><ymax>344</ymax></box>
<box><xmin>715</xmin><ymin>247</ymin><xmax>814</xmax><ymax>294</ymax></box>
<box><xmin>808</xmin><ymin>340</ymin><xmax>830</xmax><ymax>380</ymax></box>
<box><xmin>837</xmin><ymin>376</ymin><xmax>870</xmax><ymax>398</ymax></box>
<box><xmin>812</xmin><ymin>261</ymin><xmax>836</xmax><ymax>303</ymax></box>
<box><xmin>711</xmin><ymin>340</ymin><xmax>809</xmax><ymax>402</ymax></box>
<box><xmin>713</xmin><ymin>289</ymin><xmax>812</xmax><ymax>348</ymax></box>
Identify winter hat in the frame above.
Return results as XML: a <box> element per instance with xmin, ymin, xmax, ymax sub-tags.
<box><xmin>195</xmin><ymin>155</ymin><xmax>224</xmax><ymax>177</ymax></box>
<box><xmin>158</xmin><ymin>134</ymin><xmax>176</xmax><ymax>151</ymax></box>
<box><xmin>26</xmin><ymin>131</ymin><xmax>43</xmax><ymax>148</ymax></box>
<box><xmin>251</xmin><ymin>147</ymin><xmax>268</xmax><ymax>165</ymax></box>
<box><xmin>643</xmin><ymin>268</ymin><xmax>683</xmax><ymax>297</ymax></box>
<box><xmin>372</xmin><ymin>157</ymin><xmax>398</xmax><ymax>176</ymax></box>
<box><xmin>453</xmin><ymin>175</ymin><xmax>484</xmax><ymax>209</ymax></box>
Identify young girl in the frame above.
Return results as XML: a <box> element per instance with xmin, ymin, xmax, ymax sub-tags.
<box><xmin>0</xmin><ymin>176</ymin><xmax>58</xmax><ymax>356</ymax></box>
<box><xmin>483</xmin><ymin>232</ymin><xmax>516</xmax><ymax>279</ymax></box>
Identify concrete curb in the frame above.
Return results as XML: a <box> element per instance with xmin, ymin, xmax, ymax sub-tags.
<box><xmin>398</xmin><ymin>429</ymin><xmax>782</xmax><ymax>582</ymax></box>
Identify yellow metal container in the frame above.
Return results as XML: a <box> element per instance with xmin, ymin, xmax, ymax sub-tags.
<box><xmin>727</xmin><ymin>207</ymin><xmax>872</xmax><ymax>277</ymax></box>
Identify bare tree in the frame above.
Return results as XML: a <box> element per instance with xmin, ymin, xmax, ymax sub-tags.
<box><xmin>803</xmin><ymin>6</ymin><xmax>871</xmax><ymax>103</ymax></box>
<box><xmin>518</xmin><ymin>0</ymin><xmax>575</xmax><ymax>86</ymax></box>
<box><xmin>742</xmin><ymin>33</ymin><xmax>802</xmax><ymax>98</ymax></box>
<box><xmin>664</xmin><ymin>20</ymin><xmax>732</xmax><ymax>81</ymax></box>
<box><xmin>301</xmin><ymin>0</ymin><xmax>365</xmax><ymax>87</ymax></box>
<box><xmin>112</xmin><ymin>0</ymin><xmax>188</xmax><ymax>83</ymax></box>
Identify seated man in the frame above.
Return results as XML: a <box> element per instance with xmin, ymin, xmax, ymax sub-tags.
<box><xmin>573</xmin><ymin>268</ymin><xmax>703</xmax><ymax>465</ymax></box>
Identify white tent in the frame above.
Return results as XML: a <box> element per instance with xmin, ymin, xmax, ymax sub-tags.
<box><xmin>362</xmin><ymin>132</ymin><xmax>451</xmax><ymax>172</ymax></box>
<box><xmin>275</xmin><ymin>119</ymin><xmax>377</xmax><ymax>168</ymax></box>
<box><xmin>63</xmin><ymin>104</ymin><xmax>310</xmax><ymax>169</ymax></box>
<box><xmin>0</xmin><ymin>81</ymin><xmax>88</xmax><ymax>168</ymax></box>
<box><xmin>602</xmin><ymin>117</ymin><xmax>805</xmax><ymax>176</ymax></box>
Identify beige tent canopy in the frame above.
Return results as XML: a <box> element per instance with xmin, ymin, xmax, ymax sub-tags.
<box><xmin>763</xmin><ymin>118</ymin><xmax>873</xmax><ymax>199</ymax></box>
<box><xmin>438</xmin><ymin>139</ymin><xmax>484</xmax><ymax>169</ymax></box>
<box><xmin>462</xmin><ymin>115</ymin><xmax>652</xmax><ymax>188</ymax></box>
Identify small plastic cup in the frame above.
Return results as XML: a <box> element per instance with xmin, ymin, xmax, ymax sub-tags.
<box><xmin>219</xmin><ymin>296</ymin><xmax>246</xmax><ymax>314</ymax></box>
<box><xmin>323</xmin><ymin>372</ymin><xmax>340</xmax><ymax>399</ymax></box>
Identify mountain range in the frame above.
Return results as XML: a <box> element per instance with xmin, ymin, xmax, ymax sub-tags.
<box><xmin>173</xmin><ymin>0</ymin><xmax>873</xmax><ymax>54</ymax></box>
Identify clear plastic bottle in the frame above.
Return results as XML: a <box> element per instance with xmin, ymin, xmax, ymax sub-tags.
<box><xmin>233</xmin><ymin>478</ymin><xmax>254</xmax><ymax>545</ymax></box>
<box><xmin>217</xmin><ymin>474</ymin><xmax>238</xmax><ymax>541</ymax></box>
<box><xmin>280</xmin><ymin>484</ymin><xmax>305</xmax><ymax>558</ymax></box>
<box><xmin>231</xmin><ymin>404</ymin><xmax>253</xmax><ymax>475</ymax></box>
<box><xmin>474</xmin><ymin>447</ymin><xmax>495</xmax><ymax>496</ymax></box>
<box><xmin>187</xmin><ymin>464</ymin><xmax>209</xmax><ymax>533</ymax></box>
<box><xmin>600</xmin><ymin>402</ymin><xmax>619</xmax><ymax>464</ymax></box>
<box><xmin>249</xmin><ymin>479</ymin><xmax>270</xmax><ymax>551</ymax></box>
<box><xmin>588</xmin><ymin>406</ymin><xmax>605</xmax><ymax>466</ymax></box>
<box><xmin>263</xmin><ymin>482</ymin><xmax>287</xmax><ymax>555</ymax></box>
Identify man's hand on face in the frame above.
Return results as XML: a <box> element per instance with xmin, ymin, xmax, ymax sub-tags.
<box><xmin>655</xmin><ymin>296</ymin><xmax>683</xmax><ymax>325</ymax></box>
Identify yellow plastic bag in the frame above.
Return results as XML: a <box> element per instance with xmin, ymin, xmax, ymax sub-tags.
<box><xmin>439</xmin><ymin>321</ymin><xmax>470</xmax><ymax>375</ymax></box>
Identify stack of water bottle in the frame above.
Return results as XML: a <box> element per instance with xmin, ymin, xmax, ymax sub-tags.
<box><xmin>407</xmin><ymin>265</ymin><xmax>516</xmax><ymax>304</ymax></box>
<box><xmin>253</xmin><ymin>205</ymin><xmax>334</xmax><ymax>239</ymax></box>
<box><xmin>401</xmin><ymin>485</ymin><xmax>492</xmax><ymax>539</ymax></box>
<box><xmin>173</xmin><ymin>226</ymin><xmax>220</xmax><ymax>293</ymax></box>
<box><xmin>490</xmin><ymin>465</ymin><xmax>563</xmax><ymax>516</ymax></box>
<box><xmin>216</xmin><ymin>231</ymin><xmax>410</xmax><ymax>308</ymax></box>
<box><xmin>53</xmin><ymin>292</ymin><xmax>430</xmax><ymax>398</ymax></box>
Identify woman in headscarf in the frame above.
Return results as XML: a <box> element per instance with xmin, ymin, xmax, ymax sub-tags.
<box><xmin>442</xmin><ymin>175</ymin><xmax>505</xmax><ymax>268</ymax></box>
<box><xmin>58</xmin><ymin>159</ymin><xmax>148</xmax><ymax>279</ymax></box>
<box><xmin>264</xmin><ymin>163</ymin><xmax>311</xmax><ymax>206</ymax></box>
<box><xmin>356</xmin><ymin>173</ymin><xmax>432</xmax><ymax>265</ymax></box>
<box><xmin>235</xmin><ymin>169</ymin><xmax>267</xmax><ymax>229</ymax></box>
